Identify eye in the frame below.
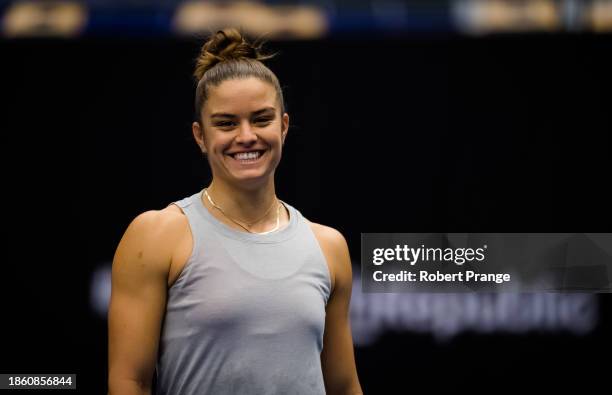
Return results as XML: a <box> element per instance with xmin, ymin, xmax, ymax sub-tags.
<box><xmin>215</xmin><ymin>121</ymin><xmax>236</xmax><ymax>128</ymax></box>
<box><xmin>254</xmin><ymin>118</ymin><xmax>273</xmax><ymax>125</ymax></box>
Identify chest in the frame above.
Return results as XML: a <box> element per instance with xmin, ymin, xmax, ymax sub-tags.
<box><xmin>168</xmin><ymin>226</ymin><xmax>332</xmax><ymax>334</ymax></box>
<box><xmin>167</xmin><ymin>220</ymin><xmax>336</xmax><ymax>291</ymax></box>
<box><xmin>183</xmin><ymin>273</ymin><xmax>327</xmax><ymax>339</ymax></box>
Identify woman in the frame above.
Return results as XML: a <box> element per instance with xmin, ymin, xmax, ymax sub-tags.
<box><xmin>108</xmin><ymin>28</ymin><xmax>363</xmax><ymax>395</ymax></box>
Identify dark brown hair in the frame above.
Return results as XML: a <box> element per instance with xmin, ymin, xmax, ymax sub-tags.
<box><xmin>193</xmin><ymin>28</ymin><xmax>284</xmax><ymax>125</ymax></box>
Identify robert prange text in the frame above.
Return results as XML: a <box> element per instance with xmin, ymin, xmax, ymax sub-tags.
<box><xmin>373</xmin><ymin>270</ymin><xmax>512</xmax><ymax>284</ymax></box>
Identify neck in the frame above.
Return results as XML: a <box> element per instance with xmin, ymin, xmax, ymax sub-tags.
<box><xmin>205</xmin><ymin>178</ymin><xmax>278</xmax><ymax>225</ymax></box>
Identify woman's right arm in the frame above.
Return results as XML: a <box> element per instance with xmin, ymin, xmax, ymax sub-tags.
<box><xmin>107</xmin><ymin>210</ymin><xmax>180</xmax><ymax>395</ymax></box>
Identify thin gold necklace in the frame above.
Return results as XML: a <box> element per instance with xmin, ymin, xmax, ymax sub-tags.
<box><xmin>203</xmin><ymin>188</ymin><xmax>283</xmax><ymax>235</ymax></box>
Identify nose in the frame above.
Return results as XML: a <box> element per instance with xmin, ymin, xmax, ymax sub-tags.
<box><xmin>235</xmin><ymin>120</ymin><xmax>258</xmax><ymax>144</ymax></box>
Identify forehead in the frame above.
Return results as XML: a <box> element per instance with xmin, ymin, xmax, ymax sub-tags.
<box><xmin>204</xmin><ymin>77</ymin><xmax>277</xmax><ymax>116</ymax></box>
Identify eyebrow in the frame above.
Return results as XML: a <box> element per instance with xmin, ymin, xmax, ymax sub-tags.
<box><xmin>210</xmin><ymin>107</ymin><xmax>276</xmax><ymax>119</ymax></box>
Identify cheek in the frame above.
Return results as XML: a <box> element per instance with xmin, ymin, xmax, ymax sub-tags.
<box><xmin>268</xmin><ymin>125</ymin><xmax>285</xmax><ymax>144</ymax></box>
<box><xmin>208</xmin><ymin>135</ymin><xmax>233</xmax><ymax>151</ymax></box>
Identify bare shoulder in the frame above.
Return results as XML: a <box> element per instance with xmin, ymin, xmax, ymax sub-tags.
<box><xmin>306</xmin><ymin>220</ymin><xmax>352</xmax><ymax>294</ymax></box>
<box><xmin>133</xmin><ymin>206</ymin><xmax>188</xmax><ymax>245</ymax></box>
<box><xmin>162</xmin><ymin>202</ymin><xmax>185</xmax><ymax>216</ymax></box>
<box><xmin>114</xmin><ymin>206</ymin><xmax>189</xmax><ymax>276</ymax></box>
<box><xmin>307</xmin><ymin>221</ymin><xmax>347</xmax><ymax>246</ymax></box>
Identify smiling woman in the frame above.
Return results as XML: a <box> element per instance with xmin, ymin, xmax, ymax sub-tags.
<box><xmin>107</xmin><ymin>28</ymin><xmax>363</xmax><ymax>395</ymax></box>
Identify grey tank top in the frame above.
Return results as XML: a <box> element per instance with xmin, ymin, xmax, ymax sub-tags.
<box><xmin>155</xmin><ymin>189</ymin><xmax>332</xmax><ymax>395</ymax></box>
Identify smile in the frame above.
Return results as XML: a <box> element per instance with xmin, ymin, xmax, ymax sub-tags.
<box><xmin>226</xmin><ymin>149</ymin><xmax>267</xmax><ymax>164</ymax></box>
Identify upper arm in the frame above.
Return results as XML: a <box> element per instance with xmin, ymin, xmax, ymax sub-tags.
<box><xmin>311</xmin><ymin>224</ymin><xmax>363</xmax><ymax>395</ymax></box>
<box><xmin>107</xmin><ymin>210</ymin><xmax>180</xmax><ymax>392</ymax></box>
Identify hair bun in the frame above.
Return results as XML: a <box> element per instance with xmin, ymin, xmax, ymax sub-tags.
<box><xmin>194</xmin><ymin>28</ymin><xmax>273</xmax><ymax>81</ymax></box>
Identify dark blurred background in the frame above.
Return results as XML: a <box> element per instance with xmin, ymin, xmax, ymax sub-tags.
<box><xmin>2</xmin><ymin>0</ymin><xmax>611</xmax><ymax>394</ymax></box>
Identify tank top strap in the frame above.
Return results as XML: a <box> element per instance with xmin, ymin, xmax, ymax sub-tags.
<box><xmin>166</xmin><ymin>193</ymin><xmax>209</xmax><ymax>266</ymax></box>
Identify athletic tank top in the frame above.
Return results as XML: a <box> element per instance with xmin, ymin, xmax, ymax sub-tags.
<box><xmin>155</xmin><ymin>189</ymin><xmax>332</xmax><ymax>395</ymax></box>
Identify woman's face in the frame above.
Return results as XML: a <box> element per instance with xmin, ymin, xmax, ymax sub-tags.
<box><xmin>193</xmin><ymin>77</ymin><xmax>289</xmax><ymax>188</ymax></box>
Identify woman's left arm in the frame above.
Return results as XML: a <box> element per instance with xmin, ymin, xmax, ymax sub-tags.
<box><xmin>312</xmin><ymin>224</ymin><xmax>364</xmax><ymax>395</ymax></box>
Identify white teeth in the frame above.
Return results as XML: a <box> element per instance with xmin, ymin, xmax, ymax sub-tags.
<box><xmin>233</xmin><ymin>151</ymin><xmax>261</xmax><ymax>160</ymax></box>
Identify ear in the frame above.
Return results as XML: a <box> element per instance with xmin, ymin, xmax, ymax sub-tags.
<box><xmin>281</xmin><ymin>113</ymin><xmax>289</xmax><ymax>145</ymax></box>
<box><xmin>192</xmin><ymin>121</ymin><xmax>207</xmax><ymax>154</ymax></box>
